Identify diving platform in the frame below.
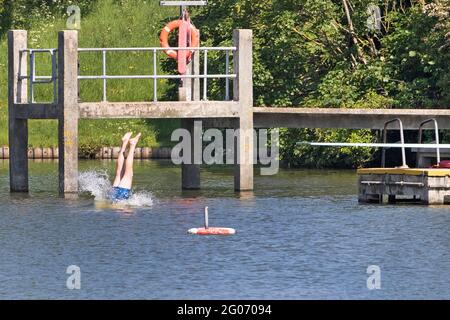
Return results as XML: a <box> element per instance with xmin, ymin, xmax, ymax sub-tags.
<box><xmin>7</xmin><ymin>28</ymin><xmax>450</xmax><ymax>197</ymax></box>
<box><xmin>253</xmin><ymin>107</ymin><xmax>450</xmax><ymax>130</ymax></box>
<box><xmin>7</xmin><ymin>29</ymin><xmax>253</xmax><ymax>195</ymax></box>
<box><xmin>357</xmin><ymin>168</ymin><xmax>450</xmax><ymax>205</ymax></box>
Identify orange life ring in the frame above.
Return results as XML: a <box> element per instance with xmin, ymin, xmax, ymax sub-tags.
<box><xmin>160</xmin><ymin>19</ymin><xmax>199</xmax><ymax>60</ymax></box>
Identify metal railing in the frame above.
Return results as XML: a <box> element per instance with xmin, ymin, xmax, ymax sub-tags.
<box><xmin>18</xmin><ymin>46</ymin><xmax>236</xmax><ymax>103</ymax></box>
<box><xmin>418</xmin><ymin>118</ymin><xmax>440</xmax><ymax>165</ymax></box>
<box><xmin>381</xmin><ymin>118</ymin><xmax>407</xmax><ymax>168</ymax></box>
<box><xmin>19</xmin><ymin>49</ymin><xmax>58</xmax><ymax>104</ymax></box>
<box><xmin>77</xmin><ymin>46</ymin><xmax>236</xmax><ymax>102</ymax></box>
<box><xmin>298</xmin><ymin>118</ymin><xmax>445</xmax><ymax>169</ymax></box>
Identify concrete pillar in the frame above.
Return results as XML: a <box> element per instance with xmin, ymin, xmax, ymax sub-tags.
<box><xmin>58</xmin><ymin>30</ymin><xmax>79</xmax><ymax>195</ymax></box>
<box><xmin>423</xmin><ymin>191</ymin><xmax>443</xmax><ymax>205</ymax></box>
<box><xmin>233</xmin><ymin>29</ymin><xmax>254</xmax><ymax>191</ymax></box>
<box><xmin>423</xmin><ymin>176</ymin><xmax>446</xmax><ymax>204</ymax></box>
<box><xmin>8</xmin><ymin>30</ymin><xmax>29</xmax><ymax>192</ymax></box>
<box><xmin>181</xmin><ymin>118</ymin><xmax>201</xmax><ymax>189</ymax></box>
<box><xmin>181</xmin><ymin>51</ymin><xmax>201</xmax><ymax>189</ymax></box>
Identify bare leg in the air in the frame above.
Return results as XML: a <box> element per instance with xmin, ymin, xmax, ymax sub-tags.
<box><xmin>113</xmin><ymin>132</ymin><xmax>132</xmax><ymax>187</ymax></box>
<box><xmin>118</xmin><ymin>132</ymin><xmax>141</xmax><ymax>190</ymax></box>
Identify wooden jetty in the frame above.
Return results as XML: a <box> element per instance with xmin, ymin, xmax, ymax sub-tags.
<box><xmin>357</xmin><ymin>168</ymin><xmax>450</xmax><ymax>205</ymax></box>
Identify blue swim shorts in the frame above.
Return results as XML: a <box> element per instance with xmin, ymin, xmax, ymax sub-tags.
<box><xmin>109</xmin><ymin>186</ymin><xmax>131</xmax><ymax>201</ymax></box>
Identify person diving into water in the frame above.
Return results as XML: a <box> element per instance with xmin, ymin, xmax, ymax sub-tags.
<box><xmin>109</xmin><ymin>132</ymin><xmax>141</xmax><ymax>202</ymax></box>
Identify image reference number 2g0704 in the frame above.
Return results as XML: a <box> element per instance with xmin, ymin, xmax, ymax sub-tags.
<box><xmin>221</xmin><ymin>304</ymin><xmax>272</xmax><ymax>315</ymax></box>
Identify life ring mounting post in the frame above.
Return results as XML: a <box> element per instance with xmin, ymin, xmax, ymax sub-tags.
<box><xmin>159</xmin><ymin>1</ymin><xmax>205</xmax><ymax>74</ymax></box>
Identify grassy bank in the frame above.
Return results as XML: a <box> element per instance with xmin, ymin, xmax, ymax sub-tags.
<box><xmin>0</xmin><ymin>0</ymin><xmax>180</xmax><ymax>151</ymax></box>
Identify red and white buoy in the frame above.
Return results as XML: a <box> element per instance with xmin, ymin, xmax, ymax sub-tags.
<box><xmin>188</xmin><ymin>207</ymin><xmax>236</xmax><ymax>235</ymax></box>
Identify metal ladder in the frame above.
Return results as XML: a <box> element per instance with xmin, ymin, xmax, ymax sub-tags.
<box><xmin>381</xmin><ymin>118</ymin><xmax>441</xmax><ymax>168</ymax></box>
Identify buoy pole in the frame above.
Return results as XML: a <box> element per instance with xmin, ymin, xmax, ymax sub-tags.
<box><xmin>204</xmin><ymin>206</ymin><xmax>209</xmax><ymax>229</ymax></box>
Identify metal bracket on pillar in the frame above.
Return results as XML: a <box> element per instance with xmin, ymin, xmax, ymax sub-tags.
<box><xmin>160</xmin><ymin>1</ymin><xmax>207</xmax><ymax>6</ymax></box>
<box><xmin>160</xmin><ymin>1</ymin><xmax>207</xmax><ymax>16</ymax></box>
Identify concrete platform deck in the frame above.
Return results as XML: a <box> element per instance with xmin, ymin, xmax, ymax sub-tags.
<box><xmin>79</xmin><ymin>101</ymin><xmax>240</xmax><ymax>119</ymax></box>
<box><xmin>12</xmin><ymin>102</ymin><xmax>450</xmax><ymax>129</ymax></box>
<box><xmin>253</xmin><ymin>107</ymin><xmax>450</xmax><ymax>129</ymax></box>
<box><xmin>203</xmin><ymin>107</ymin><xmax>450</xmax><ymax>129</ymax></box>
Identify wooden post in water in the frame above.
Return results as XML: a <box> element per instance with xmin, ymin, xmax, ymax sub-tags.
<box><xmin>58</xmin><ymin>30</ymin><xmax>79</xmax><ymax>196</ymax></box>
<box><xmin>233</xmin><ymin>29</ymin><xmax>254</xmax><ymax>191</ymax></box>
<box><xmin>8</xmin><ymin>30</ymin><xmax>29</xmax><ymax>192</ymax></box>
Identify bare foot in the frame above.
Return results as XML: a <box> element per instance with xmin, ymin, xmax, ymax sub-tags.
<box><xmin>122</xmin><ymin>132</ymin><xmax>133</xmax><ymax>142</ymax></box>
<box><xmin>129</xmin><ymin>132</ymin><xmax>141</xmax><ymax>146</ymax></box>
<box><xmin>120</xmin><ymin>132</ymin><xmax>133</xmax><ymax>152</ymax></box>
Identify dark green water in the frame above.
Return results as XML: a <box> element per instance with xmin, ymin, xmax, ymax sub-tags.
<box><xmin>0</xmin><ymin>160</ymin><xmax>449</xmax><ymax>299</ymax></box>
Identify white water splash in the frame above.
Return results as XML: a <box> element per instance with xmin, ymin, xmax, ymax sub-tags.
<box><xmin>123</xmin><ymin>191</ymin><xmax>154</xmax><ymax>207</ymax></box>
<box><xmin>78</xmin><ymin>170</ymin><xmax>111</xmax><ymax>200</ymax></box>
<box><xmin>78</xmin><ymin>170</ymin><xmax>153</xmax><ymax>206</ymax></box>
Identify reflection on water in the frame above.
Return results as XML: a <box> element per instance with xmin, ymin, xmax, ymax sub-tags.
<box><xmin>0</xmin><ymin>159</ymin><xmax>449</xmax><ymax>299</ymax></box>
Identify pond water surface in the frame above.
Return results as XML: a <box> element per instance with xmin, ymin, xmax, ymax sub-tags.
<box><xmin>0</xmin><ymin>160</ymin><xmax>449</xmax><ymax>299</ymax></box>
